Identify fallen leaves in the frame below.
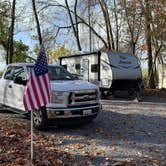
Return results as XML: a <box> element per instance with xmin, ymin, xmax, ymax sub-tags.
<box><xmin>0</xmin><ymin>111</ymin><xmax>166</xmax><ymax>166</ymax></box>
<box><xmin>110</xmin><ymin>146</ymin><xmax>117</xmax><ymax>152</ymax></box>
<box><xmin>144</xmin><ymin>88</ymin><xmax>166</xmax><ymax>98</ymax></box>
<box><xmin>81</xmin><ymin>150</ymin><xmax>89</xmax><ymax>156</ymax></box>
<box><xmin>0</xmin><ymin>118</ymin><xmax>77</xmax><ymax>166</ymax></box>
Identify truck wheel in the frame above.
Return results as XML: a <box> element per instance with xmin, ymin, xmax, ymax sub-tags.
<box><xmin>33</xmin><ymin>107</ymin><xmax>48</xmax><ymax>130</ymax></box>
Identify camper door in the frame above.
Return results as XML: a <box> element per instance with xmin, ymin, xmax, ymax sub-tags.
<box><xmin>81</xmin><ymin>59</ymin><xmax>89</xmax><ymax>81</ymax></box>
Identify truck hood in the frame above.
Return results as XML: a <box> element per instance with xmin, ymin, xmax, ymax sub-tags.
<box><xmin>50</xmin><ymin>80</ymin><xmax>97</xmax><ymax>91</ymax></box>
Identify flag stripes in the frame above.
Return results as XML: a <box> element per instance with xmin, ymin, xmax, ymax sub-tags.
<box><xmin>23</xmin><ymin>45</ymin><xmax>51</xmax><ymax>111</ymax></box>
<box><xmin>23</xmin><ymin>72</ymin><xmax>51</xmax><ymax>111</ymax></box>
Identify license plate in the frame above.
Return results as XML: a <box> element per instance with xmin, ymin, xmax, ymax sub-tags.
<box><xmin>83</xmin><ymin>109</ymin><xmax>92</xmax><ymax>115</ymax></box>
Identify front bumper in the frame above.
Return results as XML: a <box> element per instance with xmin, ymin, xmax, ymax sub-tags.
<box><xmin>46</xmin><ymin>104</ymin><xmax>101</xmax><ymax>119</ymax></box>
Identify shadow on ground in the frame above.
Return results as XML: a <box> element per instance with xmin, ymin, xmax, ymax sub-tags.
<box><xmin>44</xmin><ymin>110</ymin><xmax>166</xmax><ymax>165</ymax></box>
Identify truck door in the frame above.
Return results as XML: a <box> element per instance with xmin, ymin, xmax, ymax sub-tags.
<box><xmin>12</xmin><ymin>66</ymin><xmax>27</xmax><ymax>111</ymax></box>
<box><xmin>5</xmin><ymin>66</ymin><xmax>27</xmax><ymax>111</ymax></box>
<box><xmin>0</xmin><ymin>66</ymin><xmax>14</xmax><ymax>106</ymax></box>
<box><xmin>82</xmin><ymin>59</ymin><xmax>89</xmax><ymax>81</ymax></box>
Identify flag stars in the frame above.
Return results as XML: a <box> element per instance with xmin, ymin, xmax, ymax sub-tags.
<box><xmin>34</xmin><ymin>46</ymin><xmax>48</xmax><ymax>76</ymax></box>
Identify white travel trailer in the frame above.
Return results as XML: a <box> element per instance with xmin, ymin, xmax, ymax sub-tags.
<box><xmin>59</xmin><ymin>50</ymin><xmax>144</xmax><ymax>97</ymax></box>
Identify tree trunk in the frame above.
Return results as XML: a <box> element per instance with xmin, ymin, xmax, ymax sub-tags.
<box><xmin>32</xmin><ymin>0</ymin><xmax>42</xmax><ymax>45</ymax></box>
<box><xmin>104</xmin><ymin>1</ymin><xmax>115</xmax><ymax>50</ymax></box>
<box><xmin>98</xmin><ymin>0</ymin><xmax>115</xmax><ymax>50</ymax></box>
<box><xmin>132</xmin><ymin>41</ymin><xmax>136</xmax><ymax>55</ymax></box>
<box><xmin>88</xmin><ymin>1</ymin><xmax>92</xmax><ymax>52</ymax></box>
<box><xmin>9</xmin><ymin>0</ymin><xmax>16</xmax><ymax>64</ymax></box>
<box><xmin>6</xmin><ymin>28</ymin><xmax>10</xmax><ymax>64</ymax></box>
<box><xmin>65</xmin><ymin>0</ymin><xmax>82</xmax><ymax>51</ymax></box>
<box><xmin>113</xmin><ymin>0</ymin><xmax>119</xmax><ymax>51</ymax></box>
<box><xmin>145</xmin><ymin>0</ymin><xmax>155</xmax><ymax>88</ymax></box>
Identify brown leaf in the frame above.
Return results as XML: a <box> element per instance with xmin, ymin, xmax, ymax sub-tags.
<box><xmin>92</xmin><ymin>150</ymin><xmax>98</xmax><ymax>157</ymax></box>
<box><xmin>81</xmin><ymin>150</ymin><xmax>89</xmax><ymax>156</ymax></box>
<box><xmin>105</xmin><ymin>157</ymin><xmax>113</xmax><ymax>161</ymax></box>
<box><xmin>40</xmin><ymin>159</ymin><xmax>51</xmax><ymax>166</ymax></box>
<box><xmin>110</xmin><ymin>146</ymin><xmax>117</xmax><ymax>151</ymax></box>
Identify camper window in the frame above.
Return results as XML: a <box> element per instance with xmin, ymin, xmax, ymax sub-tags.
<box><xmin>75</xmin><ymin>64</ymin><xmax>80</xmax><ymax>70</ymax></box>
<box><xmin>91</xmin><ymin>64</ymin><xmax>98</xmax><ymax>73</ymax></box>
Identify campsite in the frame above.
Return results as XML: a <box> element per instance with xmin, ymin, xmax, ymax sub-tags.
<box><xmin>0</xmin><ymin>0</ymin><xmax>166</xmax><ymax>165</ymax></box>
<box><xmin>0</xmin><ymin>92</ymin><xmax>166</xmax><ymax>165</ymax></box>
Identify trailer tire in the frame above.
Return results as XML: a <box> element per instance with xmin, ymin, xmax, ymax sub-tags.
<box><xmin>136</xmin><ymin>80</ymin><xmax>144</xmax><ymax>101</ymax></box>
<box><xmin>128</xmin><ymin>88</ymin><xmax>135</xmax><ymax>99</ymax></box>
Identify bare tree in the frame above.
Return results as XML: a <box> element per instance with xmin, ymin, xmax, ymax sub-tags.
<box><xmin>98</xmin><ymin>0</ymin><xmax>115</xmax><ymax>50</ymax></box>
<box><xmin>8</xmin><ymin>0</ymin><xmax>16</xmax><ymax>63</ymax></box>
<box><xmin>65</xmin><ymin>0</ymin><xmax>82</xmax><ymax>51</ymax></box>
<box><xmin>119</xmin><ymin>0</ymin><xmax>143</xmax><ymax>55</ymax></box>
<box><xmin>38</xmin><ymin>1</ymin><xmax>108</xmax><ymax>48</ymax></box>
<box><xmin>32</xmin><ymin>0</ymin><xmax>42</xmax><ymax>45</ymax></box>
<box><xmin>113</xmin><ymin>0</ymin><xmax>119</xmax><ymax>51</ymax></box>
<box><xmin>87</xmin><ymin>0</ymin><xmax>92</xmax><ymax>52</ymax></box>
<box><xmin>144</xmin><ymin>0</ymin><xmax>155</xmax><ymax>88</ymax></box>
<box><xmin>0</xmin><ymin>1</ymin><xmax>11</xmax><ymax>64</ymax></box>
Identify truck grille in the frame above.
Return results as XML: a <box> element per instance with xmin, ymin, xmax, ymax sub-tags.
<box><xmin>68</xmin><ymin>90</ymin><xmax>98</xmax><ymax>107</ymax></box>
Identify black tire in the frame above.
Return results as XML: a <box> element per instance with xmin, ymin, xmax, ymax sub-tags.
<box><xmin>136</xmin><ymin>81</ymin><xmax>144</xmax><ymax>101</ymax></box>
<box><xmin>33</xmin><ymin>107</ymin><xmax>48</xmax><ymax>130</ymax></box>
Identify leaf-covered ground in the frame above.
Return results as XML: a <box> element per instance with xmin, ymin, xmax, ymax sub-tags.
<box><xmin>0</xmin><ymin>97</ymin><xmax>166</xmax><ymax>166</ymax></box>
<box><xmin>144</xmin><ymin>88</ymin><xmax>166</xmax><ymax>98</ymax></box>
<box><xmin>0</xmin><ymin>117</ymin><xmax>79</xmax><ymax>166</ymax></box>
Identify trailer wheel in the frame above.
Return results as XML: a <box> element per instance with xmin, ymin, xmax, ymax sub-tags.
<box><xmin>136</xmin><ymin>81</ymin><xmax>144</xmax><ymax>101</ymax></box>
<box><xmin>128</xmin><ymin>88</ymin><xmax>135</xmax><ymax>99</ymax></box>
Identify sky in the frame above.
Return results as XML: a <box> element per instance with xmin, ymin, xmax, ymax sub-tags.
<box><xmin>0</xmin><ymin>0</ymin><xmax>149</xmax><ymax>71</ymax></box>
<box><xmin>0</xmin><ymin>32</ymin><xmax>37</xmax><ymax>70</ymax></box>
<box><xmin>0</xmin><ymin>0</ymin><xmax>69</xmax><ymax>70</ymax></box>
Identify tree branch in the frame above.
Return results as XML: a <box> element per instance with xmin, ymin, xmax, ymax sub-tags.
<box><xmin>37</xmin><ymin>2</ymin><xmax>108</xmax><ymax>48</ymax></box>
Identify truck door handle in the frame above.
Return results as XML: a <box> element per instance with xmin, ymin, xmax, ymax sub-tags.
<box><xmin>8</xmin><ymin>85</ymin><xmax>12</xmax><ymax>88</ymax></box>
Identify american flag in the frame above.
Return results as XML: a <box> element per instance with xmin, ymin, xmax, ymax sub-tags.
<box><xmin>23</xmin><ymin>45</ymin><xmax>51</xmax><ymax>111</ymax></box>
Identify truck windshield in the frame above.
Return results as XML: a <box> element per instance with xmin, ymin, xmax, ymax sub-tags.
<box><xmin>27</xmin><ymin>65</ymin><xmax>74</xmax><ymax>81</ymax></box>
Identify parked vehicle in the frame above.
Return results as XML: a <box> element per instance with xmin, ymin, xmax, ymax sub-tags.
<box><xmin>59</xmin><ymin>50</ymin><xmax>144</xmax><ymax>98</ymax></box>
<box><xmin>0</xmin><ymin>63</ymin><xmax>101</xmax><ymax>129</ymax></box>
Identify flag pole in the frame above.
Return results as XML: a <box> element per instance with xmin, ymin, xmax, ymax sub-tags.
<box><xmin>31</xmin><ymin>110</ymin><xmax>34</xmax><ymax>161</ymax></box>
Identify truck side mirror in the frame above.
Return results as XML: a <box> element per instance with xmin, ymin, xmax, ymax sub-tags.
<box><xmin>14</xmin><ymin>76</ymin><xmax>27</xmax><ymax>85</ymax></box>
<box><xmin>4</xmin><ymin>74</ymin><xmax>13</xmax><ymax>80</ymax></box>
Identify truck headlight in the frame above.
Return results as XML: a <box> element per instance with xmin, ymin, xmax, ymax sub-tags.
<box><xmin>51</xmin><ymin>91</ymin><xmax>65</xmax><ymax>104</ymax></box>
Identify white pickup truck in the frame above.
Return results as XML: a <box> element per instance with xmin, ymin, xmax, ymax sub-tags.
<box><xmin>0</xmin><ymin>63</ymin><xmax>101</xmax><ymax>129</ymax></box>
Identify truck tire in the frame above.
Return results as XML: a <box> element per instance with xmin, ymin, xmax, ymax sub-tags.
<box><xmin>33</xmin><ymin>107</ymin><xmax>48</xmax><ymax>130</ymax></box>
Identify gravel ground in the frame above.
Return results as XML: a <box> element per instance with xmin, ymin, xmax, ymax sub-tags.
<box><xmin>42</xmin><ymin>98</ymin><xmax>166</xmax><ymax>165</ymax></box>
<box><xmin>0</xmin><ymin>97</ymin><xmax>166</xmax><ymax>165</ymax></box>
